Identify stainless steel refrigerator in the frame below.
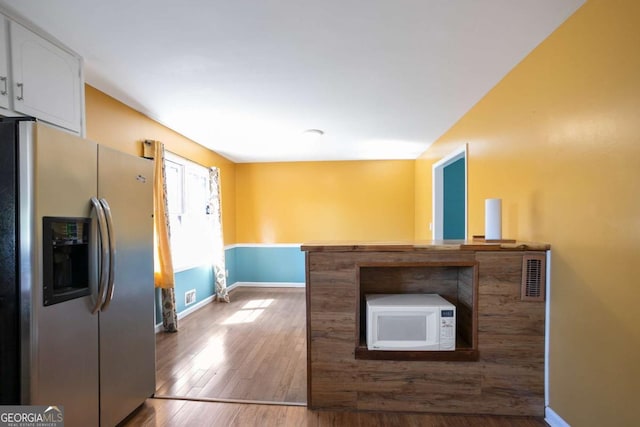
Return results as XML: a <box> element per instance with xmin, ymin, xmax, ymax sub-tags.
<box><xmin>0</xmin><ymin>118</ymin><xmax>155</xmax><ymax>426</ymax></box>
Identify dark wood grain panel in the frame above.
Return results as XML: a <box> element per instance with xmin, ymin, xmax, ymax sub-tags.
<box><xmin>479</xmin><ymin>335</ymin><xmax>545</xmax><ymax>365</ymax></box>
<box><xmin>455</xmin><ymin>305</ymin><xmax>474</xmax><ymax>347</ymax></box>
<box><xmin>356</xmin><ymin>261</ymin><xmax>479</xmax><ymax>360</ymax></box>
<box><xmin>360</xmin><ymin>266</ymin><xmax>461</xmax><ymax>300</ymax></box>
<box><xmin>354</xmin><ymin>361</ymin><xmax>483</xmax><ymax>393</ymax></box>
<box><xmin>476</xmin><ymin>252</ymin><xmax>523</xmax><ymax>281</ymax></box>
<box><xmin>457</xmin><ymin>265</ymin><xmax>477</xmax><ymax>348</ymax></box>
<box><xmin>458</xmin><ymin>266</ymin><xmax>475</xmax><ymax>306</ymax></box>
<box><xmin>301</xmin><ymin>240</ymin><xmax>550</xmax><ymax>252</ymax></box>
<box><xmin>309</xmin><ymin>311</ymin><xmax>355</xmax><ymax>332</ymax></box>
<box><xmin>308</xmin><ymin>285</ymin><xmax>356</xmax><ymax>313</ymax></box>
<box><xmin>304</xmin><ymin>246</ymin><xmax>547</xmax><ymax>416</ymax></box>
<box><xmin>355</xmin><ymin>345</ymin><xmax>479</xmax><ymax>361</ymax></box>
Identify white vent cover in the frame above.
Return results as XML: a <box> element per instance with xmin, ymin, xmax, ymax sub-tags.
<box><xmin>521</xmin><ymin>254</ymin><xmax>546</xmax><ymax>302</ymax></box>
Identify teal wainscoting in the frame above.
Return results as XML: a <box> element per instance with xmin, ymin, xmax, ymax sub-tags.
<box><xmin>225</xmin><ymin>246</ymin><xmax>237</xmax><ymax>287</ymax></box>
<box><xmin>154</xmin><ymin>265</ymin><xmax>214</xmax><ymax>326</ymax></box>
<box><xmin>155</xmin><ymin>244</ymin><xmax>305</xmax><ymax>327</ymax></box>
<box><xmin>227</xmin><ymin>244</ymin><xmax>305</xmax><ymax>284</ymax></box>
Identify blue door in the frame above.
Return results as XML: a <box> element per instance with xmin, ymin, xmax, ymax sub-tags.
<box><xmin>443</xmin><ymin>157</ymin><xmax>465</xmax><ymax>239</ymax></box>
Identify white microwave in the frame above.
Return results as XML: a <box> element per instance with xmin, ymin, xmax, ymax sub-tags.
<box><xmin>366</xmin><ymin>293</ymin><xmax>456</xmax><ymax>351</ymax></box>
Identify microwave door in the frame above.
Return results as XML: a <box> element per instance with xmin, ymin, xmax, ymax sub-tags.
<box><xmin>369</xmin><ymin>310</ymin><xmax>439</xmax><ymax>351</ymax></box>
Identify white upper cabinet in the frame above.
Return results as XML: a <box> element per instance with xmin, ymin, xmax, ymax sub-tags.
<box><xmin>0</xmin><ymin>18</ymin><xmax>10</xmax><ymax>110</ymax></box>
<box><xmin>9</xmin><ymin>20</ymin><xmax>82</xmax><ymax>134</ymax></box>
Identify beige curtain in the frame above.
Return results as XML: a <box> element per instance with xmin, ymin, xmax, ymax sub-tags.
<box><xmin>147</xmin><ymin>139</ymin><xmax>178</xmax><ymax>332</ymax></box>
<box><xmin>209</xmin><ymin>167</ymin><xmax>230</xmax><ymax>303</ymax></box>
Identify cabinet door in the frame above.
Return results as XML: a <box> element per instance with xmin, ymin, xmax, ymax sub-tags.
<box><xmin>0</xmin><ymin>18</ymin><xmax>10</xmax><ymax>110</ymax></box>
<box><xmin>10</xmin><ymin>21</ymin><xmax>82</xmax><ymax>133</ymax></box>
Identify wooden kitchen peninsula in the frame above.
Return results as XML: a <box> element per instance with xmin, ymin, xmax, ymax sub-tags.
<box><xmin>302</xmin><ymin>240</ymin><xmax>550</xmax><ymax>416</ymax></box>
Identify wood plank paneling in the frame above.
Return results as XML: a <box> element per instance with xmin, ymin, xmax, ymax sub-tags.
<box><xmin>305</xmin><ymin>247</ymin><xmax>547</xmax><ymax>416</ymax></box>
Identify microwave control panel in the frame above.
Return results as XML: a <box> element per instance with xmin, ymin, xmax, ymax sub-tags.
<box><xmin>439</xmin><ymin>309</ymin><xmax>456</xmax><ymax>350</ymax></box>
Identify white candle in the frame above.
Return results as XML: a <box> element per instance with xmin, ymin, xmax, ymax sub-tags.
<box><xmin>485</xmin><ymin>198</ymin><xmax>502</xmax><ymax>240</ymax></box>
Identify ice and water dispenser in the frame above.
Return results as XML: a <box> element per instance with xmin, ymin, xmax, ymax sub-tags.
<box><xmin>42</xmin><ymin>217</ymin><xmax>91</xmax><ymax>306</ymax></box>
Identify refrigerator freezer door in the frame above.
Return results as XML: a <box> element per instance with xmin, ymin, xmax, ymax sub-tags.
<box><xmin>97</xmin><ymin>145</ymin><xmax>155</xmax><ymax>427</ymax></box>
<box><xmin>0</xmin><ymin>122</ymin><xmax>19</xmax><ymax>403</ymax></box>
<box><xmin>31</xmin><ymin>122</ymin><xmax>100</xmax><ymax>426</ymax></box>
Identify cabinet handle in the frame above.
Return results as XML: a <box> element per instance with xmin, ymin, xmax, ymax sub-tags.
<box><xmin>0</xmin><ymin>77</ymin><xmax>6</xmax><ymax>96</ymax></box>
<box><xmin>16</xmin><ymin>82</ymin><xmax>23</xmax><ymax>101</ymax></box>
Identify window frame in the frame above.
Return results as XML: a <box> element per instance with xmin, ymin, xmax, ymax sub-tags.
<box><xmin>164</xmin><ymin>152</ymin><xmax>212</xmax><ymax>272</ymax></box>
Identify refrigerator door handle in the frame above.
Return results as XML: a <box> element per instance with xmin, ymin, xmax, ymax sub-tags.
<box><xmin>91</xmin><ymin>197</ymin><xmax>109</xmax><ymax>314</ymax></box>
<box><xmin>100</xmin><ymin>198</ymin><xmax>117</xmax><ymax>311</ymax></box>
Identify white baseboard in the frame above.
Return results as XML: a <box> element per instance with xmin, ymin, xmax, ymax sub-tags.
<box><xmin>155</xmin><ymin>294</ymin><xmax>215</xmax><ymax>333</ymax></box>
<box><xmin>230</xmin><ymin>281</ymin><xmax>305</xmax><ymax>288</ymax></box>
<box><xmin>224</xmin><ymin>243</ymin><xmax>302</xmax><ymax>249</ymax></box>
<box><xmin>179</xmin><ymin>294</ymin><xmax>216</xmax><ymax>319</ymax></box>
<box><xmin>545</xmin><ymin>406</ymin><xmax>571</xmax><ymax>427</ymax></box>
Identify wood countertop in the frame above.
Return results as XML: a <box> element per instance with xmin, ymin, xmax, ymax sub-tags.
<box><xmin>300</xmin><ymin>240</ymin><xmax>550</xmax><ymax>252</ymax></box>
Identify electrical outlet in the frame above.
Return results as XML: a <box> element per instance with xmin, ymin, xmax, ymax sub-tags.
<box><xmin>185</xmin><ymin>289</ymin><xmax>196</xmax><ymax>306</ymax></box>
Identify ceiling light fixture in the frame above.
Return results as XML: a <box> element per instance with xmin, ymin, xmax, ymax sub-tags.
<box><xmin>303</xmin><ymin>129</ymin><xmax>324</xmax><ymax>137</ymax></box>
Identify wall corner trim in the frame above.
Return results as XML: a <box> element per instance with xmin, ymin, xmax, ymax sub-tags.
<box><xmin>545</xmin><ymin>406</ymin><xmax>571</xmax><ymax>427</ymax></box>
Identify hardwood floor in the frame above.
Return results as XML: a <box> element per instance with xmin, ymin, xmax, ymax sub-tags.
<box><xmin>155</xmin><ymin>287</ymin><xmax>306</xmax><ymax>403</ymax></box>
<box><xmin>122</xmin><ymin>398</ymin><xmax>549</xmax><ymax>426</ymax></box>
<box><xmin>145</xmin><ymin>286</ymin><xmax>549</xmax><ymax>426</ymax></box>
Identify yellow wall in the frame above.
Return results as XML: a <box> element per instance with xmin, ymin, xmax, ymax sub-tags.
<box><xmin>85</xmin><ymin>84</ymin><xmax>416</xmax><ymax>246</ymax></box>
<box><xmin>236</xmin><ymin>160</ymin><xmax>415</xmax><ymax>243</ymax></box>
<box><xmin>85</xmin><ymin>85</ymin><xmax>237</xmax><ymax>244</ymax></box>
<box><xmin>415</xmin><ymin>1</ymin><xmax>639</xmax><ymax>425</ymax></box>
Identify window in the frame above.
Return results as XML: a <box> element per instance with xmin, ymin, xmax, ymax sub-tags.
<box><xmin>164</xmin><ymin>152</ymin><xmax>214</xmax><ymax>271</ymax></box>
<box><xmin>165</xmin><ymin>159</ymin><xmax>184</xmax><ymax>215</ymax></box>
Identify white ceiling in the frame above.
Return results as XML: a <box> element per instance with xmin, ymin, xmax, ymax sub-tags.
<box><xmin>0</xmin><ymin>0</ymin><xmax>584</xmax><ymax>163</ymax></box>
